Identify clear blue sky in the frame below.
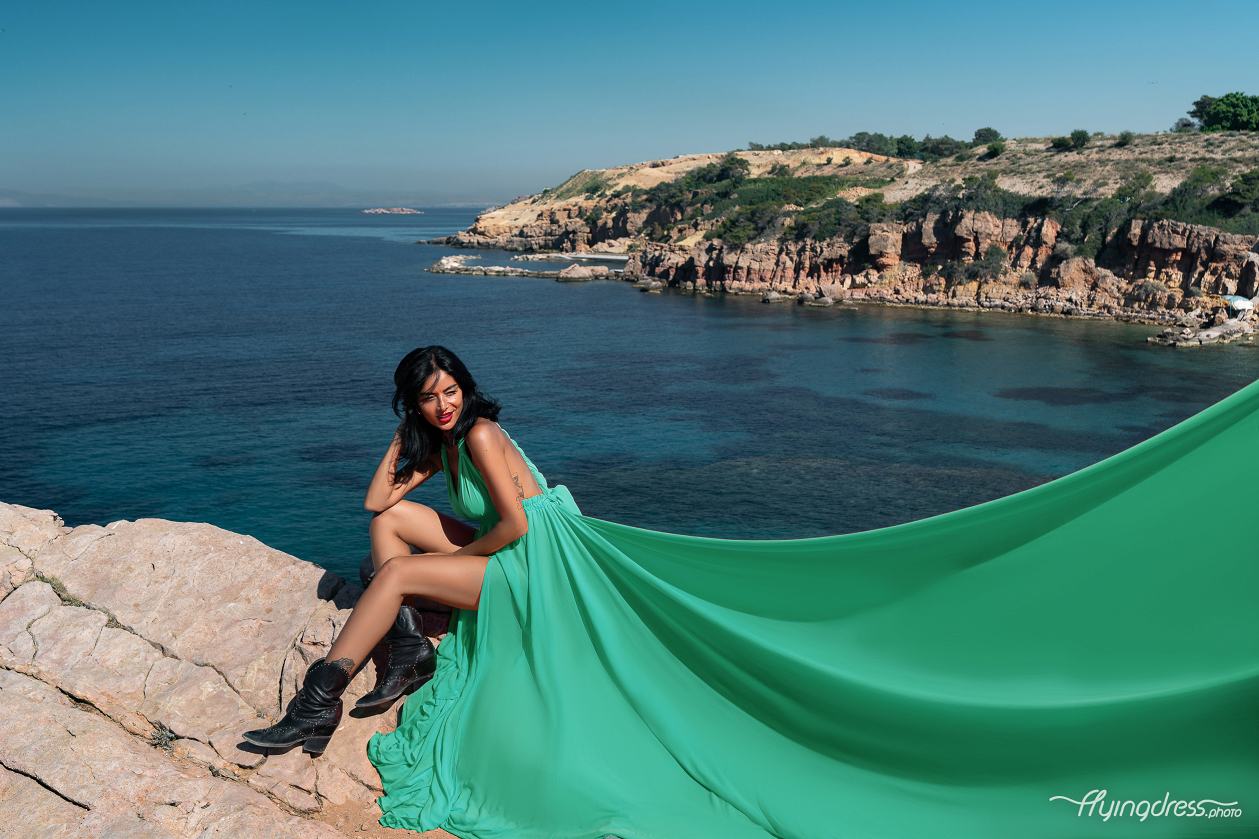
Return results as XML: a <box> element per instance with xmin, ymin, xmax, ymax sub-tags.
<box><xmin>3</xmin><ymin>0</ymin><xmax>1256</xmax><ymax>204</ymax></box>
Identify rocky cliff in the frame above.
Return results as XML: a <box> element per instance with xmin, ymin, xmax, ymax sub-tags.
<box><xmin>626</xmin><ymin>215</ymin><xmax>1259</xmax><ymax>323</ymax></box>
<box><xmin>0</xmin><ymin>502</ymin><xmax>450</xmax><ymax>839</ymax></box>
<box><xmin>436</xmin><ymin>132</ymin><xmax>1259</xmax><ymax>324</ymax></box>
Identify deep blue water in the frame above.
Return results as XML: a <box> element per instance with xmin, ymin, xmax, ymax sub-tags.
<box><xmin>3</xmin><ymin>208</ymin><xmax>1258</xmax><ymax>581</ymax></box>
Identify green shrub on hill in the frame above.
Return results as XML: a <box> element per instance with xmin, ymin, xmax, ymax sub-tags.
<box><xmin>941</xmin><ymin>243</ymin><xmax>1007</xmax><ymax>283</ymax></box>
<box><xmin>1211</xmin><ymin>168</ymin><xmax>1259</xmax><ymax>214</ymax></box>
<box><xmin>699</xmin><ymin>174</ymin><xmax>893</xmax><ymax>244</ymax></box>
<box><xmin>746</xmin><ymin>129</ymin><xmax>1000</xmax><ymax>161</ymax></box>
<box><xmin>790</xmin><ymin>192</ymin><xmax>898</xmax><ymax>242</ymax></box>
<box><xmin>920</xmin><ymin>135</ymin><xmax>968</xmax><ymax>161</ymax></box>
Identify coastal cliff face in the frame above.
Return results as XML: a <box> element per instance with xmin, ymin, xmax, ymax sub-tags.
<box><xmin>438</xmin><ymin>132</ymin><xmax>1259</xmax><ymax>323</ymax></box>
<box><xmin>625</xmin><ymin>215</ymin><xmax>1259</xmax><ymax>320</ymax></box>
<box><xmin>447</xmin><ymin>195</ymin><xmax>1257</xmax><ymax>323</ymax></box>
<box><xmin>0</xmin><ymin>502</ymin><xmax>442</xmax><ymax>839</ymax></box>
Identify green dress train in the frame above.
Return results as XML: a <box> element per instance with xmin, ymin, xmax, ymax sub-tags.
<box><xmin>367</xmin><ymin>384</ymin><xmax>1259</xmax><ymax>838</ymax></box>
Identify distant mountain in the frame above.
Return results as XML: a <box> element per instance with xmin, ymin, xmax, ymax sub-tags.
<box><xmin>0</xmin><ymin>182</ymin><xmax>496</xmax><ymax>208</ymax></box>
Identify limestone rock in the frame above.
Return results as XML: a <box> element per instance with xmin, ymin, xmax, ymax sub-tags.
<box><xmin>250</xmin><ymin>748</ymin><xmax>321</xmax><ymax>812</ymax></box>
<box><xmin>0</xmin><ymin>545</ymin><xmax>32</xmax><ymax>598</ymax></box>
<box><xmin>0</xmin><ymin>670</ymin><xmax>342</xmax><ymax>838</ymax></box>
<box><xmin>0</xmin><ymin>504</ymin><xmax>67</xmax><ymax>559</ymax></box>
<box><xmin>0</xmin><ymin>501</ymin><xmax>451</xmax><ymax>836</ymax></box>
<box><xmin>0</xmin><ymin>580</ymin><xmax>61</xmax><ymax>660</ymax></box>
<box><xmin>1241</xmin><ymin>250</ymin><xmax>1259</xmax><ymax>298</ymax></box>
<box><xmin>867</xmin><ymin>223</ymin><xmax>903</xmax><ymax>270</ymax></box>
<box><xmin>139</xmin><ymin>658</ymin><xmax>259</xmax><ymax>743</ymax></box>
<box><xmin>32</xmin><ymin>517</ymin><xmax>342</xmax><ymax>717</ymax></box>
<box><xmin>556</xmin><ymin>263</ymin><xmax>610</xmax><ymax>282</ymax></box>
<box><xmin>0</xmin><ymin>763</ymin><xmax>84</xmax><ymax>838</ymax></box>
<box><xmin>1048</xmin><ymin>257</ymin><xmax>1099</xmax><ymax>292</ymax></box>
<box><xmin>209</xmin><ymin>722</ymin><xmax>268</xmax><ymax>769</ymax></box>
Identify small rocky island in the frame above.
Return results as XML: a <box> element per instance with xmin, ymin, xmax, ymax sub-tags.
<box><xmin>361</xmin><ymin>208</ymin><xmax>423</xmax><ymax>215</ymax></box>
<box><xmin>0</xmin><ymin>501</ymin><xmax>450</xmax><ymax>839</ymax></box>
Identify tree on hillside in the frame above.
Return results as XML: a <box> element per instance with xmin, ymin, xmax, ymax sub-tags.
<box><xmin>1069</xmin><ymin>129</ymin><xmax>1091</xmax><ymax>149</ymax></box>
<box><xmin>1188</xmin><ymin>95</ymin><xmax>1218</xmax><ymax>128</ymax></box>
<box><xmin>895</xmin><ymin>135</ymin><xmax>921</xmax><ymax>158</ymax></box>
<box><xmin>1171</xmin><ymin>118</ymin><xmax>1196</xmax><ymax>133</ymax></box>
<box><xmin>846</xmin><ymin>132</ymin><xmax>897</xmax><ymax>156</ymax></box>
<box><xmin>971</xmin><ymin>127</ymin><xmax>1003</xmax><ymax>146</ymax></box>
<box><xmin>716</xmin><ymin>154</ymin><xmax>751</xmax><ymax>184</ymax></box>
<box><xmin>1201</xmin><ymin>92</ymin><xmax>1259</xmax><ymax>132</ymax></box>
<box><xmin>920</xmin><ymin>135</ymin><xmax>967</xmax><ymax>160</ymax></box>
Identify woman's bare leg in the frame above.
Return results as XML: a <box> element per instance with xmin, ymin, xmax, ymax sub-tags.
<box><xmin>369</xmin><ymin>501</ymin><xmax>475</xmax><ymax>570</ymax></box>
<box><xmin>325</xmin><ymin>553</ymin><xmax>489</xmax><ymax>673</ymax></box>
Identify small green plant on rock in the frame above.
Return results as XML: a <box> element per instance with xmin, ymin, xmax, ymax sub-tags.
<box><xmin>1115</xmin><ymin>131</ymin><xmax>1135</xmax><ymax>147</ymax></box>
<box><xmin>1135</xmin><ymin>279</ymin><xmax>1169</xmax><ymax>301</ymax></box>
<box><xmin>1052</xmin><ymin>242</ymin><xmax>1075</xmax><ymax>260</ymax></box>
<box><xmin>985</xmin><ymin>141</ymin><xmax>1006</xmax><ymax>158</ymax></box>
<box><xmin>149</xmin><ymin>724</ymin><xmax>177</xmax><ymax>753</ymax></box>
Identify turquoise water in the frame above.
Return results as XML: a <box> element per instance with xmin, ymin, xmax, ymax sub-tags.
<box><xmin>3</xmin><ymin>208</ymin><xmax>1257</xmax><ymax>580</ymax></box>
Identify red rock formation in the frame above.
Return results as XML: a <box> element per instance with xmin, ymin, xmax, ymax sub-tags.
<box><xmin>1120</xmin><ymin>219</ymin><xmax>1257</xmax><ymax>296</ymax></box>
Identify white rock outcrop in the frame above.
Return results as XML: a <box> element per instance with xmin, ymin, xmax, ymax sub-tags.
<box><xmin>0</xmin><ymin>502</ymin><xmax>446</xmax><ymax>839</ymax></box>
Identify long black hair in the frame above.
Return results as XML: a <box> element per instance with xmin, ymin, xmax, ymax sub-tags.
<box><xmin>391</xmin><ymin>346</ymin><xmax>502</xmax><ymax>483</ymax></box>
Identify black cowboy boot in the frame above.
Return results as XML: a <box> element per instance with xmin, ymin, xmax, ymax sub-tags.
<box><xmin>355</xmin><ymin>603</ymin><xmax>436</xmax><ymax>708</ymax></box>
<box><xmin>243</xmin><ymin>658</ymin><xmax>351</xmax><ymax>754</ymax></box>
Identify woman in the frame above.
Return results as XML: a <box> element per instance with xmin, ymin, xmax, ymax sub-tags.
<box><xmin>245</xmin><ymin>345</ymin><xmax>532</xmax><ymax>751</ymax></box>
<box><xmin>246</xmin><ymin>347</ymin><xmax>1259</xmax><ymax>839</ymax></box>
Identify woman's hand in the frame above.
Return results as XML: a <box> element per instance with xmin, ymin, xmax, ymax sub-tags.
<box><xmin>363</xmin><ymin>425</ymin><xmax>438</xmax><ymax>513</ymax></box>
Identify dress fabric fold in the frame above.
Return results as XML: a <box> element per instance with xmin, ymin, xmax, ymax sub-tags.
<box><xmin>368</xmin><ymin>385</ymin><xmax>1259</xmax><ymax>838</ymax></box>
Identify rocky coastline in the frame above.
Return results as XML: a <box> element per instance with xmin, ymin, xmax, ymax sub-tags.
<box><xmin>0</xmin><ymin>502</ymin><xmax>448</xmax><ymax>839</ymax></box>
<box><xmin>434</xmin><ymin>203</ymin><xmax>1259</xmax><ymax>332</ymax></box>
<box><xmin>425</xmin><ymin>140</ymin><xmax>1259</xmax><ymax>339</ymax></box>
<box><xmin>429</xmin><ymin>254</ymin><xmax>618</xmax><ymax>282</ymax></box>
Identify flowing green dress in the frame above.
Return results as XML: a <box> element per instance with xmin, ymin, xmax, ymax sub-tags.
<box><xmin>367</xmin><ymin>384</ymin><xmax>1259</xmax><ymax>838</ymax></box>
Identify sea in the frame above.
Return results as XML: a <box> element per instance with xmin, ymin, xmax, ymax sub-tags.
<box><xmin>3</xmin><ymin>207</ymin><xmax>1258</xmax><ymax>582</ymax></box>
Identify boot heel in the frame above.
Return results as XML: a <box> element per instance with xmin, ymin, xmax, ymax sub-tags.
<box><xmin>304</xmin><ymin>735</ymin><xmax>332</xmax><ymax>755</ymax></box>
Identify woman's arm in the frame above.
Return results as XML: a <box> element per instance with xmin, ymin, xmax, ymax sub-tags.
<box><xmin>364</xmin><ymin>427</ymin><xmax>439</xmax><ymax>513</ymax></box>
<box><xmin>450</xmin><ymin>422</ymin><xmax>533</xmax><ymax>557</ymax></box>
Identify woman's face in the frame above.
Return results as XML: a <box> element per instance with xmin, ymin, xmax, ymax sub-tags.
<box><xmin>417</xmin><ymin>368</ymin><xmax>463</xmax><ymax>435</ymax></box>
